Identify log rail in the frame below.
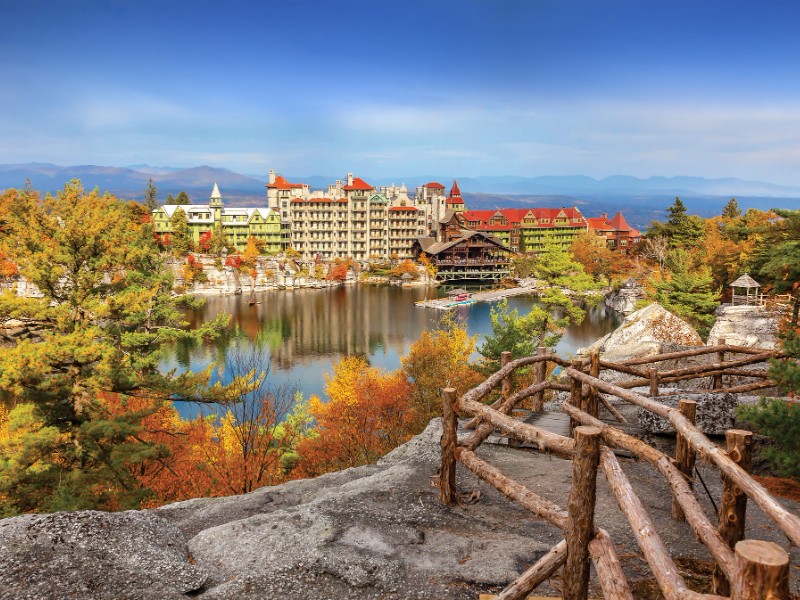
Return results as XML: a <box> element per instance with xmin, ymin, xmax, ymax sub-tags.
<box><xmin>437</xmin><ymin>344</ymin><xmax>795</xmax><ymax>599</ymax></box>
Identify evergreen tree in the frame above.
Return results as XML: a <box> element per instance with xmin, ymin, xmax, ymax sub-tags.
<box><xmin>721</xmin><ymin>198</ymin><xmax>742</xmax><ymax>220</ymax></box>
<box><xmin>169</xmin><ymin>207</ymin><xmax>192</xmax><ymax>255</ymax></box>
<box><xmin>533</xmin><ymin>233</ymin><xmax>596</xmax><ymax>291</ymax></box>
<box><xmin>164</xmin><ymin>193</ymin><xmax>177</xmax><ymax>205</ymax></box>
<box><xmin>0</xmin><ymin>180</ymin><xmax>235</xmax><ymax>513</ymax></box>
<box><xmin>175</xmin><ymin>191</ymin><xmax>191</xmax><ymax>205</ymax></box>
<box><xmin>648</xmin><ymin>197</ymin><xmax>705</xmax><ymax>247</ymax></box>
<box><xmin>143</xmin><ymin>177</ymin><xmax>158</xmax><ymax>211</ymax></box>
<box><xmin>654</xmin><ymin>249</ymin><xmax>719</xmax><ymax>336</ymax></box>
<box><xmin>752</xmin><ymin>208</ymin><xmax>800</xmax><ymax>327</ymax></box>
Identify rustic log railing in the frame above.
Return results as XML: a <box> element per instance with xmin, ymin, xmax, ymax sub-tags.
<box><xmin>438</xmin><ymin>343</ymin><xmax>796</xmax><ymax>599</ymax></box>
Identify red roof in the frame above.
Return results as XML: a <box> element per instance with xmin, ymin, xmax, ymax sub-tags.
<box><xmin>449</xmin><ymin>179</ymin><xmax>461</xmax><ymax>197</ymax></box>
<box><xmin>462</xmin><ymin>207</ymin><xmax>588</xmax><ymax>229</ymax></box>
<box><xmin>389</xmin><ymin>206</ymin><xmax>418</xmax><ymax>211</ymax></box>
<box><xmin>342</xmin><ymin>177</ymin><xmax>374</xmax><ymax>191</ymax></box>
<box><xmin>423</xmin><ymin>182</ymin><xmax>445</xmax><ymax>189</ymax></box>
<box><xmin>267</xmin><ymin>175</ymin><xmax>304</xmax><ymax>190</ymax></box>
<box><xmin>587</xmin><ymin>216</ymin><xmax>613</xmax><ymax>231</ymax></box>
<box><xmin>446</xmin><ymin>197</ymin><xmax>464</xmax><ymax>204</ymax></box>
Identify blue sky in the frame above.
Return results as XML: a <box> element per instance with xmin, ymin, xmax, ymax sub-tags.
<box><xmin>2</xmin><ymin>0</ymin><xmax>800</xmax><ymax>184</ymax></box>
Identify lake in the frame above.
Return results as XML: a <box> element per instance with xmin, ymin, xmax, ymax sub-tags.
<box><xmin>162</xmin><ymin>286</ymin><xmax>622</xmax><ymax>419</ymax></box>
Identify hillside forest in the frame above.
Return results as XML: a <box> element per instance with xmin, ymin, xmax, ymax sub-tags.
<box><xmin>0</xmin><ymin>182</ymin><xmax>798</xmax><ymax>515</ymax></box>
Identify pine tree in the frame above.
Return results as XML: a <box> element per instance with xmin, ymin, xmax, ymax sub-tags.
<box><xmin>721</xmin><ymin>198</ymin><xmax>741</xmax><ymax>220</ymax></box>
<box><xmin>175</xmin><ymin>191</ymin><xmax>191</xmax><ymax>205</ymax></box>
<box><xmin>654</xmin><ymin>249</ymin><xmax>719</xmax><ymax>336</ymax></box>
<box><xmin>164</xmin><ymin>193</ymin><xmax>177</xmax><ymax>205</ymax></box>
<box><xmin>0</xmin><ymin>180</ymin><xmax>235</xmax><ymax>514</ymax></box>
<box><xmin>143</xmin><ymin>177</ymin><xmax>158</xmax><ymax>211</ymax></box>
<box><xmin>169</xmin><ymin>207</ymin><xmax>192</xmax><ymax>256</ymax></box>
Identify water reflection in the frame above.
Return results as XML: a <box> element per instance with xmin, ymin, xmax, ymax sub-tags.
<box><xmin>163</xmin><ymin>287</ymin><xmax>621</xmax><ymax>418</ymax></box>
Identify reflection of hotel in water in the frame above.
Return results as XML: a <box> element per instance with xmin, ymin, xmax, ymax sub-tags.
<box><xmin>194</xmin><ymin>287</ymin><xmax>432</xmax><ymax>370</ymax></box>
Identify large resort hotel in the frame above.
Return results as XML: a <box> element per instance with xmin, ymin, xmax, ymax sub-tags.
<box><xmin>152</xmin><ymin>171</ymin><xmax>641</xmax><ymax>269</ymax></box>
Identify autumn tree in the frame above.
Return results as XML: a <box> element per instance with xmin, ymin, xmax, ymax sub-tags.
<box><xmin>0</xmin><ymin>180</ymin><xmax>234</xmax><ymax>514</ymax></box>
<box><xmin>295</xmin><ymin>357</ymin><xmax>416</xmax><ymax>477</ymax></box>
<box><xmin>533</xmin><ymin>233</ymin><xmax>596</xmax><ymax>291</ymax></box>
<box><xmin>402</xmin><ymin>314</ymin><xmax>479</xmax><ymax>427</ymax></box>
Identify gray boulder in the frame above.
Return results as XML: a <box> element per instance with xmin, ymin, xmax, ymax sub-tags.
<box><xmin>0</xmin><ymin>510</ymin><xmax>208</xmax><ymax>600</ymax></box>
<box><xmin>706</xmin><ymin>304</ymin><xmax>779</xmax><ymax>349</ymax></box>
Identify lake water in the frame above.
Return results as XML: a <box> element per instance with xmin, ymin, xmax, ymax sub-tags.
<box><xmin>162</xmin><ymin>286</ymin><xmax>622</xmax><ymax>419</ymax></box>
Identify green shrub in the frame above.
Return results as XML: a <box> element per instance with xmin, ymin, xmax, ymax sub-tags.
<box><xmin>737</xmin><ymin>398</ymin><xmax>800</xmax><ymax>479</ymax></box>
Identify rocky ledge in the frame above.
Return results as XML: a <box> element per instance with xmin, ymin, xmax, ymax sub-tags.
<box><xmin>1</xmin><ymin>419</ymin><xmax>798</xmax><ymax>599</ymax></box>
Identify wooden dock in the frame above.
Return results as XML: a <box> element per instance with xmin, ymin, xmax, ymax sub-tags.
<box><xmin>415</xmin><ymin>286</ymin><xmax>535</xmax><ymax>309</ymax></box>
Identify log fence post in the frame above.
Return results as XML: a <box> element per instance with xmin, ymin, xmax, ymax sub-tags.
<box><xmin>532</xmin><ymin>346</ymin><xmax>547</xmax><ymax>412</ymax></box>
<box><xmin>588</xmin><ymin>350</ymin><xmax>600</xmax><ymax>418</ymax></box>
<box><xmin>730</xmin><ymin>540</ymin><xmax>790</xmax><ymax>600</ymax></box>
<box><xmin>564</xmin><ymin>426</ymin><xmax>601</xmax><ymax>600</ymax></box>
<box><xmin>671</xmin><ymin>399</ymin><xmax>697</xmax><ymax>521</ymax></box>
<box><xmin>649</xmin><ymin>367</ymin><xmax>659</xmax><ymax>397</ymax></box>
<box><xmin>713</xmin><ymin>337</ymin><xmax>726</xmax><ymax>390</ymax></box>
<box><xmin>568</xmin><ymin>358</ymin><xmax>583</xmax><ymax>435</ymax></box>
<box><xmin>501</xmin><ymin>351</ymin><xmax>512</xmax><ymax>398</ymax></box>
<box><xmin>439</xmin><ymin>387</ymin><xmax>458</xmax><ymax>506</ymax></box>
<box><xmin>713</xmin><ymin>429</ymin><xmax>754</xmax><ymax>596</ymax></box>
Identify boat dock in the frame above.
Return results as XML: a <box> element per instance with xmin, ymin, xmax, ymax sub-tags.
<box><xmin>415</xmin><ymin>285</ymin><xmax>535</xmax><ymax>310</ymax></box>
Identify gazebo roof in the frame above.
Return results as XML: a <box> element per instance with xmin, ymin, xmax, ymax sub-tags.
<box><xmin>730</xmin><ymin>273</ymin><xmax>760</xmax><ymax>289</ymax></box>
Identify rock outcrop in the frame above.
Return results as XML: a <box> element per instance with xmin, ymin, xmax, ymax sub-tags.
<box><xmin>0</xmin><ymin>422</ymin><xmax>552</xmax><ymax>600</ymax></box>
<box><xmin>604</xmin><ymin>278</ymin><xmax>646</xmax><ymax>314</ymax></box>
<box><xmin>706</xmin><ymin>304</ymin><xmax>779</xmax><ymax>349</ymax></box>
<box><xmin>580</xmin><ymin>302</ymin><xmax>703</xmax><ymax>361</ymax></box>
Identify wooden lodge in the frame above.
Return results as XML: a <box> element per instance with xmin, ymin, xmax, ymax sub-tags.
<box><xmin>413</xmin><ymin>212</ymin><xmax>512</xmax><ymax>282</ymax></box>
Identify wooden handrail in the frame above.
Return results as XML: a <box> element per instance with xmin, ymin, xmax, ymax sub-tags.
<box><xmin>567</xmin><ymin>368</ymin><xmax>800</xmax><ymax>546</ymax></box>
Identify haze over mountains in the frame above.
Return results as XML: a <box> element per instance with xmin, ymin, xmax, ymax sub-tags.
<box><xmin>2</xmin><ymin>162</ymin><xmax>798</xmax><ymax>230</ymax></box>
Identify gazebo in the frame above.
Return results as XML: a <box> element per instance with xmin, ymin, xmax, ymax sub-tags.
<box><xmin>730</xmin><ymin>273</ymin><xmax>762</xmax><ymax>306</ymax></box>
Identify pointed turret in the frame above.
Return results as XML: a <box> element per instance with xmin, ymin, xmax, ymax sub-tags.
<box><xmin>210</xmin><ymin>182</ymin><xmax>222</xmax><ymax>201</ymax></box>
<box><xmin>449</xmin><ymin>179</ymin><xmax>461</xmax><ymax>198</ymax></box>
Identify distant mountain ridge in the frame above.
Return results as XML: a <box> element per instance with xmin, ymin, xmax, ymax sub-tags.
<box><xmin>1</xmin><ymin>163</ymin><xmax>798</xmax><ymax>229</ymax></box>
<box><xmin>3</xmin><ymin>162</ymin><xmax>800</xmax><ymax>199</ymax></box>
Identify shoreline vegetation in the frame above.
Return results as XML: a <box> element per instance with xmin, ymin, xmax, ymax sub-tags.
<box><xmin>0</xmin><ymin>182</ymin><xmax>798</xmax><ymax>516</ymax></box>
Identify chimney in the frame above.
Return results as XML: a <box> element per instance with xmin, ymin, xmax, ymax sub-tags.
<box><xmin>269</xmin><ymin>169</ymin><xmax>276</xmax><ymax>184</ymax></box>
<box><xmin>602</xmin><ymin>213</ymin><xmax>607</xmax><ymax>219</ymax></box>
<box><xmin>347</xmin><ymin>172</ymin><xmax>354</xmax><ymax>186</ymax></box>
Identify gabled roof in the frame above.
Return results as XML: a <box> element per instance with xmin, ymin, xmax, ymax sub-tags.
<box><xmin>462</xmin><ymin>207</ymin><xmax>588</xmax><ymax>229</ymax></box>
<box><xmin>342</xmin><ymin>177</ymin><xmax>374</xmax><ymax>191</ymax></box>
<box><xmin>587</xmin><ymin>216</ymin><xmax>613</xmax><ymax>231</ymax></box>
<box><xmin>417</xmin><ymin>230</ymin><xmax>511</xmax><ymax>255</ymax></box>
<box><xmin>424</xmin><ymin>182</ymin><xmax>445</xmax><ymax>189</ymax></box>
<box><xmin>267</xmin><ymin>175</ymin><xmax>305</xmax><ymax>190</ymax></box>
<box><xmin>730</xmin><ymin>273</ymin><xmax>761</xmax><ymax>288</ymax></box>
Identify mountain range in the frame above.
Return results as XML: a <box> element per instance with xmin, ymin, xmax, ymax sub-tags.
<box><xmin>1</xmin><ymin>163</ymin><xmax>797</xmax><ymax>230</ymax></box>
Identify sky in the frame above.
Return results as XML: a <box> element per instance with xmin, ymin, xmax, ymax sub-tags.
<box><xmin>2</xmin><ymin>0</ymin><xmax>800</xmax><ymax>184</ymax></box>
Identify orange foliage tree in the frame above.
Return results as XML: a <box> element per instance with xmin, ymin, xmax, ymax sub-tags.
<box><xmin>401</xmin><ymin>315</ymin><xmax>480</xmax><ymax>427</ymax></box>
<box><xmin>296</xmin><ymin>357</ymin><xmax>416</xmax><ymax>477</ymax></box>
